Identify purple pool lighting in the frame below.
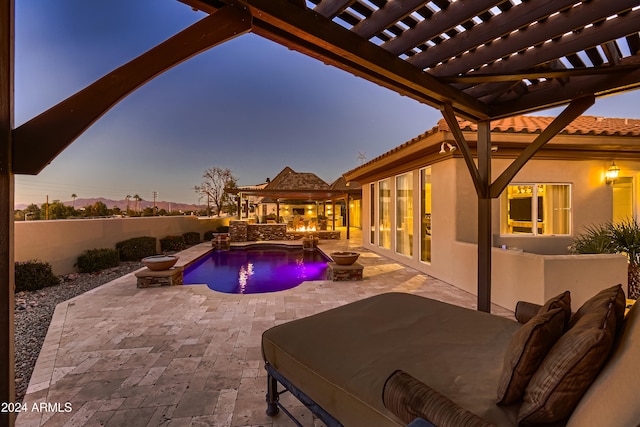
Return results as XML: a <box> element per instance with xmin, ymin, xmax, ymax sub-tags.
<box><xmin>183</xmin><ymin>247</ymin><xmax>329</xmax><ymax>294</ymax></box>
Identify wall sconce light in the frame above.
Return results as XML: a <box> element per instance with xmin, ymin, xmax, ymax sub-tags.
<box><xmin>605</xmin><ymin>161</ymin><xmax>620</xmax><ymax>185</ymax></box>
<box><xmin>439</xmin><ymin>142</ymin><xmax>457</xmax><ymax>153</ymax></box>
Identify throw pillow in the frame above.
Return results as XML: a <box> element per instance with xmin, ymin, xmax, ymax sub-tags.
<box><xmin>538</xmin><ymin>290</ymin><xmax>571</xmax><ymax>330</ymax></box>
<box><xmin>518</xmin><ymin>285</ymin><xmax>625</xmax><ymax>424</ymax></box>
<box><xmin>569</xmin><ymin>284</ymin><xmax>625</xmax><ymax>328</ymax></box>
<box><xmin>496</xmin><ymin>307</ymin><xmax>565</xmax><ymax>405</ymax></box>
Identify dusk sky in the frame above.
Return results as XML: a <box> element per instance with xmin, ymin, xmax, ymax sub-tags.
<box><xmin>14</xmin><ymin>0</ymin><xmax>640</xmax><ymax>207</ymax></box>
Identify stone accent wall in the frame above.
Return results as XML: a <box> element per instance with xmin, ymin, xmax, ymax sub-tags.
<box><xmin>326</xmin><ymin>262</ymin><xmax>364</xmax><ymax>281</ymax></box>
<box><xmin>229</xmin><ymin>220</ymin><xmax>248</xmax><ymax>242</ymax></box>
<box><xmin>248</xmin><ymin>224</ymin><xmax>287</xmax><ymax>241</ymax></box>
<box><xmin>229</xmin><ymin>221</ymin><xmax>341</xmax><ymax>242</ymax></box>
<box><xmin>135</xmin><ymin>267</ymin><xmax>184</xmax><ymax>288</ymax></box>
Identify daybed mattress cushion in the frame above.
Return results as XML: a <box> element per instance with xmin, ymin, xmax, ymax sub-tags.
<box><xmin>262</xmin><ymin>292</ymin><xmax>521</xmax><ymax>427</ymax></box>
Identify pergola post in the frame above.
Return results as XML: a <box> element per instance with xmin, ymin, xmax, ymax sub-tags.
<box><xmin>1</xmin><ymin>0</ymin><xmax>15</xmax><ymax>425</ymax></box>
<box><xmin>477</xmin><ymin>121</ymin><xmax>492</xmax><ymax>313</ymax></box>
<box><xmin>276</xmin><ymin>199</ymin><xmax>280</xmax><ymax>223</ymax></box>
<box><xmin>346</xmin><ymin>195</ymin><xmax>351</xmax><ymax>240</ymax></box>
<box><xmin>332</xmin><ymin>201</ymin><xmax>336</xmax><ymax>231</ymax></box>
<box><xmin>237</xmin><ymin>192</ymin><xmax>242</xmax><ymax>219</ymax></box>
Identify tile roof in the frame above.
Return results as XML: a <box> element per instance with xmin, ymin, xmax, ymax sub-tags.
<box><xmin>265</xmin><ymin>167</ymin><xmax>330</xmax><ymax>191</ymax></box>
<box><xmin>345</xmin><ymin>115</ymin><xmax>640</xmax><ymax>179</ymax></box>
<box><xmin>437</xmin><ymin>116</ymin><xmax>640</xmax><ymax>137</ymax></box>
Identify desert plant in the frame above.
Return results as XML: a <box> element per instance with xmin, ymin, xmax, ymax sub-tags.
<box><xmin>76</xmin><ymin>248</ymin><xmax>119</xmax><ymax>273</ymax></box>
<box><xmin>183</xmin><ymin>232</ymin><xmax>201</xmax><ymax>246</ymax></box>
<box><xmin>116</xmin><ymin>236</ymin><xmax>157</xmax><ymax>261</ymax></box>
<box><xmin>216</xmin><ymin>225</ymin><xmax>230</xmax><ymax>233</ymax></box>
<box><xmin>160</xmin><ymin>235</ymin><xmax>186</xmax><ymax>252</ymax></box>
<box><xmin>608</xmin><ymin>219</ymin><xmax>640</xmax><ymax>299</ymax></box>
<box><xmin>568</xmin><ymin>223</ymin><xmax>615</xmax><ymax>255</ymax></box>
<box><xmin>570</xmin><ymin>220</ymin><xmax>640</xmax><ymax>299</ymax></box>
<box><xmin>15</xmin><ymin>260</ymin><xmax>60</xmax><ymax>292</ymax></box>
<box><xmin>204</xmin><ymin>230</ymin><xmax>215</xmax><ymax>241</ymax></box>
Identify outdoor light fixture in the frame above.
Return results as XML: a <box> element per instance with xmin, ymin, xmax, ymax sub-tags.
<box><xmin>606</xmin><ymin>161</ymin><xmax>620</xmax><ymax>184</ymax></box>
<box><xmin>440</xmin><ymin>142</ymin><xmax>457</xmax><ymax>153</ymax></box>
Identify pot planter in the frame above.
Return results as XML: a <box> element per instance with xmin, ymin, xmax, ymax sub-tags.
<box><xmin>142</xmin><ymin>255</ymin><xmax>179</xmax><ymax>271</ymax></box>
<box><xmin>330</xmin><ymin>252</ymin><xmax>360</xmax><ymax>265</ymax></box>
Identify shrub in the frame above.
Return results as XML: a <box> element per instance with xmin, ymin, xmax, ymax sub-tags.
<box><xmin>183</xmin><ymin>232</ymin><xmax>201</xmax><ymax>246</ymax></box>
<box><xmin>15</xmin><ymin>260</ymin><xmax>60</xmax><ymax>292</ymax></box>
<box><xmin>116</xmin><ymin>236</ymin><xmax>157</xmax><ymax>261</ymax></box>
<box><xmin>160</xmin><ymin>235</ymin><xmax>186</xmax><ymax>252</ymax></box>
<box><xmin>76</xmin><ymin>248</ymin><xmax>119</xmax><ymax>273</ymax></box>
<box><xmin>204</xmin><ymin>230</ymin><xmax>215</xmax><ymax>241</ymax></box>
<box><xmin>216</xmin><ymin>225</ymin><xmax>230</xmax><ymax>233</ymax></box>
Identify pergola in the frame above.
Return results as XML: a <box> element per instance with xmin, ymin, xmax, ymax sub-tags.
<box><xmin>236</xmin><ymin>187</ymin><xmax>361</xmax><ymax>237</ymax></box>
<box><xmin>2</xmin><ymin>0</ymin><xmax>640</xmax><ymax>421</ymax></box>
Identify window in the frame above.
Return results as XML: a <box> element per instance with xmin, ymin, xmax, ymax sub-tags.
<box><xmin>420</xmin><ymin>168</ymin><xmax>432</xmax><ymax>262</ymax></box>
<box><xmin>370</xmin><ymin>183</ymin><xmax>376</xmax><ymax>244</ymax></box>
<box><xmin>501</xmin><ymin>184</ymin><xmax>571</xmax><ymax>235</ymax></box>
<box><xmin>379</xmin><ymin>179</ymin><xmax>391</xmax><ymax>249</ymax></box>
<box><xmin>396</xmin><ymin>173</ymin><xmax>413</xmax><ymax>256</ymax></box>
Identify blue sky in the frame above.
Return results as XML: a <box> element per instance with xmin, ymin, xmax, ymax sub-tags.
<box><xmin>14</xmin><ymin>0</ymin><xmax>640</xmax><ymax>207</ymax></box>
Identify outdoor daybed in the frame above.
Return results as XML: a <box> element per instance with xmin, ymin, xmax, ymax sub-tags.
<box><xmin>262</xmin><ymin>286</ymin><xmax>640</xmax><ymax>426</ymax></box>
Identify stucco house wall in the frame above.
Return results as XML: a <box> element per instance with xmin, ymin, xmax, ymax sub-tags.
<box><xmin>349</xmin><ymin>116</ymin><xmax>637</xmax><ymax>310</ymax></box>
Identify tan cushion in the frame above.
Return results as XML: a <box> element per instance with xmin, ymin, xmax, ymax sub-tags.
<box><xmin>383</xmin><ymin>370</ymin><xmax>494</xmax><ymax>427</ymax></box>
<box><xmin>538</xmin><ymin>290</ymin><xmax>572</xmax><ymax>330</ymax></box>
<box><xmin>262</xmin><ymin>293</ymin><xmax>521</xmax><ymax>427</ymax></box>
<box><xmin>496</xmin><ymin>307</ymin><xmax>565</xmax><ymax>405</ymax></box>
<box><xmin>567</xmin><ymin>301</ymin><xmax>640</xmax><ymax>427</ymax></box>
<box><xmin>518</xmin><ymin>285</ymin><xmax>624</xmax><ymax>424</ymax></box>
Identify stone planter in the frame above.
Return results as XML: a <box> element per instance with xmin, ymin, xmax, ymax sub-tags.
<box><xmin>142</xmin><ymin>255</ymin><xmax>179</xmax><ymax>271</ymax></box>
<box><xmin>302</xmin><ymin>236</ymin><xmax>319</xmax><ymax>250</ymax></box>
<box><xmin>330</xmin><ymin>252</ymin><xmax>360</xmax><ymax>265</ymax></box>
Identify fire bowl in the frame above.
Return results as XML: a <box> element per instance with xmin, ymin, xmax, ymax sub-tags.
<box><xmin>330</xmin><ymin>252</ymin><xmax>360</xmax><ymax>265</ymax></box>
<box><xmin>142</xmin><ymin>255</ymin><xmax>179</xmax><ymax>271</ymax></box>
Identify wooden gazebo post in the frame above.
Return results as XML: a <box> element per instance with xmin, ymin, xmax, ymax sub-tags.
<box><xmin>1</xmin><ymin>0</ymin><xmax>15</xmax><ymax>424</ymax></box>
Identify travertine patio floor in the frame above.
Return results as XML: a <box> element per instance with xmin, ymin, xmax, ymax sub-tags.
<box><xmin>17</xmin><ymin>229</ymin><xmax>512</xmax><ymax>427</ymax></box>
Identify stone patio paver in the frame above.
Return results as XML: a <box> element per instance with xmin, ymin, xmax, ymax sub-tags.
<box><xmin>17</xmin><ymin>229</ymin><xmax>512</xmax><ymax>426</ymax></box>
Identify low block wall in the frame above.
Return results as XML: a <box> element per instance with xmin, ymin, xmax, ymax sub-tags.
<box><xmin>450</xmin><ymin>241</ymin><xmax>629</xmax><ymax>309</ymax></box>
<box><xmin>15</xmin><ymin>216</ymin><xmax>229</xmax><ymax>275</ymax></box>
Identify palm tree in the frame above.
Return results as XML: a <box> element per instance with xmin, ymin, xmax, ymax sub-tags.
<box><xmin>125</xmin><ymin>195</ymin><xmax>131</xmax><ymax>215</ymax></box>
<box><xmin>133</xmin><ymin>194</ymin><xmax>142</xmax><ymax>213</ymax></box>
<box><xmin>71</xmin><ymin>193</ymin><xmax>77</xmax><ymax>209</ymax></box>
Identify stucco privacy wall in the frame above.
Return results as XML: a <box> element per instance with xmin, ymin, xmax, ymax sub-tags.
<box><xmin>15</xmin><ymin>216</ymin><xmax>228</xmax><ymax>274</ymax></box>
<box><xmin>451</xmin><ymin>241</ymin><xmax>628</xmax><ymax>309</ymax></box>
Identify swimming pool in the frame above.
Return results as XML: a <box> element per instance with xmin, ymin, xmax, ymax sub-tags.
<box><xmin>183</xmin><ymin>247</ymin><xmax>329</xmax><ymax>294</ymax></box>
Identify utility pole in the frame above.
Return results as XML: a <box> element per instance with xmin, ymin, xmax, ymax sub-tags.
<box><xmin>152</xmin><ymin>191</ymin><xmax>157</xmax><ymax>215</ymax></box>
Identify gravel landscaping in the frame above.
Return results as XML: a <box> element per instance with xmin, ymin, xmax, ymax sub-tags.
<box><xmin>13</xmin><ymin>262</ymin><xmax>143</xmax><ymax>402</ymax></box>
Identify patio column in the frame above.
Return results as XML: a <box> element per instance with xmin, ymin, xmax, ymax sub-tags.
<box><xmin>276</xmin><ymin>199</ymin><xmax>280</xmax><ymax>223</ymax></box>
<box><xmin>346</xmin><ymin>195</ymin><xmax>351</xmax><ymax>240</ymax></box>
<box><xmin>332</xmin><ymin>201</ymin><xmax>336</xmax><ymax>230</ymax></box>
<box><xmin>477</xmin><ymin>121</ymin><xmax>492</xmax><ymax>313</ymax></box>
<box><xmin>1</xmin><ymin>0</ymin><xmax>16</xmax><ymax>425</ymax></box>
<box><xmin>237</xmin><ymin>192</ymin><xmax>242</xmax><ymax>219</ymax></box>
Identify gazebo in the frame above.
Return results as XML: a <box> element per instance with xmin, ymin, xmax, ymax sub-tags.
<box><xmin>2</xmin><ymin>0</ymin><xmax>640</xmax><ymax>421</ymax></box>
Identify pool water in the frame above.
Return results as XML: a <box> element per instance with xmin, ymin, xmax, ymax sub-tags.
<box><xmin>183</xmin><ymin>247</ymin><xmax>329</xmax><ymax>294</ymax></box>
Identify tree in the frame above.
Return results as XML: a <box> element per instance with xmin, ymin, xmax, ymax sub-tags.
<box><xmin>71</xmin><ymin>193</ymin><xmax>77</xmax><ymax>209</ymax></box>
<box><xmin>133</xmin><ymin>194</ymin><xmax>142</xmax><ymax>213</ymax></box>
<box><xmin>194</xmin><ymin>167</ymin><xmax>237</xmax><ymax>216</ymax></box>
<box><xmin>48</xmin><ymin>200</ymin><xmax>73</xmax><ymax>219</ymax></box>
<box><xmin>125</xmin><ymin>195</ymin><xmax>131</xmax><ymax>215</ymax></box>
<box><xmin>23</xmin><ymin>204</ymin><xmax>41</xmax><ymax>221</ymax></box>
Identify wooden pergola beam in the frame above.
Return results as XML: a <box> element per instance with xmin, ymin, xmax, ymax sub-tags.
<box><xmin>0</xmin><ymin>0</ymin><xmax>14</xmax><ymax>424</ymax></box>
<box><xmin>408</xmin><ymin>0</ymin><xmax>579</xmax><ymax>69</ymax></box>
<box><xmin>12</xmin><ymin>6</ymin><xmax>251</xmax><ymax>175</ymax></box>
<box><xmin>430</xmin><ymin>0</ymin><xmax>640</xmax><ymax>77</ymax></box>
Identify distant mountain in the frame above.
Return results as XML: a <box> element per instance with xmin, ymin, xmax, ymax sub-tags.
<box><xmin>15</xmin><ymin>197</ymin><xmax>205</xmax><ymax>213</ymax></box>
